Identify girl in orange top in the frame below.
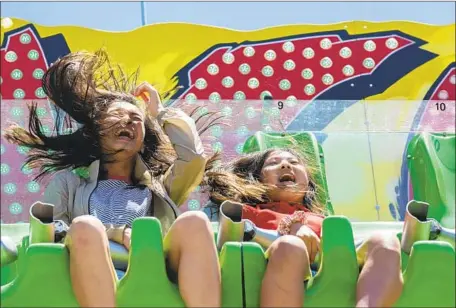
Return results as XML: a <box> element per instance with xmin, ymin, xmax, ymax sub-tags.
<box><xmin>204</xmin><ymin>148</ymin><xmax>403</xmax><ymax>307</ymax></box>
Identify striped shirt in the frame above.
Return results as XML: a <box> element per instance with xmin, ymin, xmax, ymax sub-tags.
<box><xmin>89</xmin><ymin>180</ymin><xmax>152</xmax><ymax>226</ymax></box>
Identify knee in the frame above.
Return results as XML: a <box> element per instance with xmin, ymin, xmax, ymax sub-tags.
<box><xmin>172</xmin><ymin>211</ymin><xmax>212</xmax><ymax>238</ymax></box>
<box><xmin>268</xmin><ymin>235</ymin><xmax>310</xmax><ymax>267</ymax></box>
<box><xmin>67</xmin><ymin>215</ymin><xmax>107</xmax><ymax>249</ymax></box>
<box><xmin>366</xmin><ymin>233</ymin><xmax>401</xmax><ymax>261</ymax></box>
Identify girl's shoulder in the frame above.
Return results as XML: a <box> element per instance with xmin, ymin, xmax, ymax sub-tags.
<box><xmin>48</xmin><ymin>168</ymin><xmax>83</xmax><ymax>188</ymax></box>
<box><xmin>71</xmin><ymin>167</ymin><xmax>90</xmax><ymax>180</ymax></box>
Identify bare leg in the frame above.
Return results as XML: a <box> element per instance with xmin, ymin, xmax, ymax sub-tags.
<box><xmin>261</xmin><ymin>235</ymin><xmax>310</xmax><ymax>308</ymax></box>
<box><xmin>356</xmin><ymin>233</ymin><xmax>403</xmax><ymax>308</ymax></box>
<box><xmin>164</xmin><ymin>211</ymin><xmax>221</xmax><ymax>307</ymax></box>
<box><xmin>66</xmin><ymin>215</ymin><xmax>117</xmax><ymax>307</ymax></box>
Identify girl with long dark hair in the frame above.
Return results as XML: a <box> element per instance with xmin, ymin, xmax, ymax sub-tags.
<box><xmin>4</xmin><ymin>50</ymin><xmax>221</xmax><ymax>307</ymax></box>
<box><xmin>203</xmin><ymin>148</ymin><xmax>403</xmax><ymax>307</ymax></box>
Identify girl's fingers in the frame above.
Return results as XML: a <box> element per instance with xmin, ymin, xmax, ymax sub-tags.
<box><xmin>301</xmin><ymin>236</ymin><xmax>314</xmax><ymax>262</ymax></box>
<box><xmin>134</xmin><ymin>82</ymin><xmax>157</xmax><ymax>97</ymax></box>
<box><xmin>131</xmin><ymin>81</ymin><xmax>146</xmax><ymax>95</ymax></box>
<box><xmin>309</xmin><ymin>241</ymin><xmax>315</xmax><ymax>263</ymax></box>
<box><xmin>139</xmin><ymin>92</ymin><xmax>149</xmax><ymax>103</ymax></box>
<box><xmin>315</xmin><ymin>236</ymin><xmax>321</xmax><ymax>253</ymax></box>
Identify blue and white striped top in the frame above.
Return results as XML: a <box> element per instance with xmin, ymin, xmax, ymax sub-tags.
<box><xmin>89</xmin><ymin>180</ymin><xmax>152</xmax><ymax>226</ymax></box>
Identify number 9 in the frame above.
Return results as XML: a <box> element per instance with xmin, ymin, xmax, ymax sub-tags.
<box><xmin>278</xmin><ymin>101</ymin><xmax>284</xmax><ymax>110</ymax></box>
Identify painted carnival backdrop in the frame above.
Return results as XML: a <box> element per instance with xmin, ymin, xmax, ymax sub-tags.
<box><xmin>0</xmin><ymin>18</ymin><xmax>455</xmax><ymax>224</ymax></box>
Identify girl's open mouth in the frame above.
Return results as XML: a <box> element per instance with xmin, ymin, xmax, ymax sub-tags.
<box><xmin>115</xmin><ymin>128</ymin><xmax>135</xmax><ymax>141</ymax></box>
<box><xmin>278</xmin><ymin>174</ymin><xmax>296</xmax><ymax>185</ymax></box>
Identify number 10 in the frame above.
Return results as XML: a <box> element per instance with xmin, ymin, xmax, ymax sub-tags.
<box><xmin>435</xmin><ymin>102</ymin><xmax>446</xmax><ymax>111</ymax></box>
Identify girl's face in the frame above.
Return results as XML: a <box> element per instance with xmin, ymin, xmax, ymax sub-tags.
<box><xmin>260</xmin><ymin>150</ymin><xmax>309</xmax><ymax>203</ymax></box>
<box><xmin>99</xmin><ymin>101</ymin><xmax>146</xmax><ymax>160</ymax></box>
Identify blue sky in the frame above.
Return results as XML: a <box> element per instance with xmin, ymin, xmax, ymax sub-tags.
<box><xmin>1</xmin><ymin>1</ymin><xmax>455</xmax><ymax>31</ymax></box>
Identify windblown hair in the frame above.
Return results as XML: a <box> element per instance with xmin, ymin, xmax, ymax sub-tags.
<box><xmin>3</xmin><ymin>49</ymin><xmax>220</xmax><ymax>180</ymax></box>
<box><xmin>202</xmin><ymin>147</ymin><xmax>327</xmax><ymax>215</ymax></box>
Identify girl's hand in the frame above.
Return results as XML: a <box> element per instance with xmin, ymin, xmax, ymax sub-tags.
<box><xmin>123</xmin><ymin>227</ymin><xmax>132</xmax><ymax>250</ymax></box>
<box><xmin>290</xmin><ymin>224</ymin><xmax>320</xmax><ymax>263</ymax></box>
<box><xmin>132</xmin><ymin>82</ymin><xmax>165</xmax><ymax>118</ymax></box>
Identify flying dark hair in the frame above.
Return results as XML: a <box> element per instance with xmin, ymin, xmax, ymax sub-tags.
<box><xmin>4</xmin><ymin>49</ymin><xmax>220</xmax><ymax>180</ymax></box>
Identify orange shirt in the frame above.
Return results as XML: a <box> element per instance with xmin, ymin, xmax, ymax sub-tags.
<box><xmin>241</xmin><ymin>201</ymin><xmax>325</xmax><ymax>238</ymax></box>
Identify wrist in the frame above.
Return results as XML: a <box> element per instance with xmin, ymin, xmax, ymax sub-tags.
<box><xmin>104</xmin><ymin>224</ymin><xmax>127</xmax><ymax>244</ymax></box>
<box><xmin>154</xmin><ymin>107</ymin><xmax>169</xmax><ymax>123</ymax></box>
<box><xmin>290</xmin><ymin>222</ymin><xmax>302</xmax><ymax>235</ymax></box>
<box><xmin>122</xmin><ymin>227</ymin><xmax>132</xmax><ymax>248</ymax></box>
<box><xmin>154</xmin><ymin>106</ymin><xmax>165</xmax><ymax>115</ymax></box>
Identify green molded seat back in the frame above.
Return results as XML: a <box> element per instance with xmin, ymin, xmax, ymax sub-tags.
<box><xmin>1</xmin><ymin>242</ymin><xmax>78</xmax><ymax>307</ymax></box>
<box><xmin>407</xmin><ymin>133</ymin><xmax>455</xmax><ymax>228</ymax></box>
<box><xmin>1</xmin><ymin>219</ymin><xmax>455</xmax><ymax>307</ymax></box>
<box><xmin>242</xmin><ymin>131</ymin><xmax>334</xmax><ymax>214</ymax></box>
<box><xmin>1</xmin><ymin>223</ymin><xmax>29</xmax><ymax>286</ymax></box>
<box><xmin>1</xmin><ymin>260</ymin><xmax>17</xmax><ymax>286</ymax></box>
<box><xmin>1</xmin><ymin>218</ymin><xmax>244</xmax><ymax>307</ymax></box>
<box><xmin>116</xmin><ymin>218</ymin><xmax>185</xmax><ymax>307</ymax></box>
<box><xmin>117</xmin><ymin>217</ymin><xmax>243</xmax><ymax>307</ymax></box>
<box><xmin>242</xmin><ymin>216</ymin><xmax>359</xmax><ymax>307</ymax></box>
<box><xmin>394</xmin><ymin>241</ymin><xmax>455</xmax><ymax>307</ymax></box>
<box><xmin>241</xmin><ymin>216</ymin><xmax>455</xmax><ymax>307</ymax></box>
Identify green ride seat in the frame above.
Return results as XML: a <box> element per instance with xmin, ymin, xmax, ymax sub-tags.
<box><xmin>242</xmin><ymin>131</ymin><xmax>334</xmax><ymax>215</ymax></box>
<box><xmin>241</xmin><ymin>216</ymin><xmax>359</xmax><ymax>307</ymax></box>
<box><xmin>219</xmin><ymin>242</ymin><xmax>244</xmax><ymax>307</ymax></box>
<box><xmin>304</xmin><ymin>216</ymin><xmax>359</xmax><ymax>307</ymax></box>
<box><xmin>394</xmin><ymin>241</ymin><xmax>455</xmax><ymax>307</ymax></box>
<box><xmin>407</xmin><ymin>133</ymin><xmax>455</xmax><ymax>228</ymax></box>
<box><xmin>1</xmin><ymin>262</ymin><xmax>17</xmax><ymax>286</ymax></box>
<box><xmin>1</xmin><ymin>242</ymin><xmax>78</xmax><ymax>307</ymax></box>
<box><xmin>1</xmin><ymin>218</ymin><xmax>244</xmax><ymax>307</ymax></box>
<box><xmin>117</xmin><ymin>217</ymin><xmax>244</xmax><ymax>307</ymax></box>
<box><xmin>116</xmin><ymin>218</ymin><xmax>185</xmax><ymax>307</ymax></box>
<box><xmin>241</xmin><ymin>217</ymin><xmax>455</xmax><ymax>307</ymax></box>
<box><xmin>240</xmin><ymin>131</ymin><xmax>455</xmax><ymax>307</ymax></box>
